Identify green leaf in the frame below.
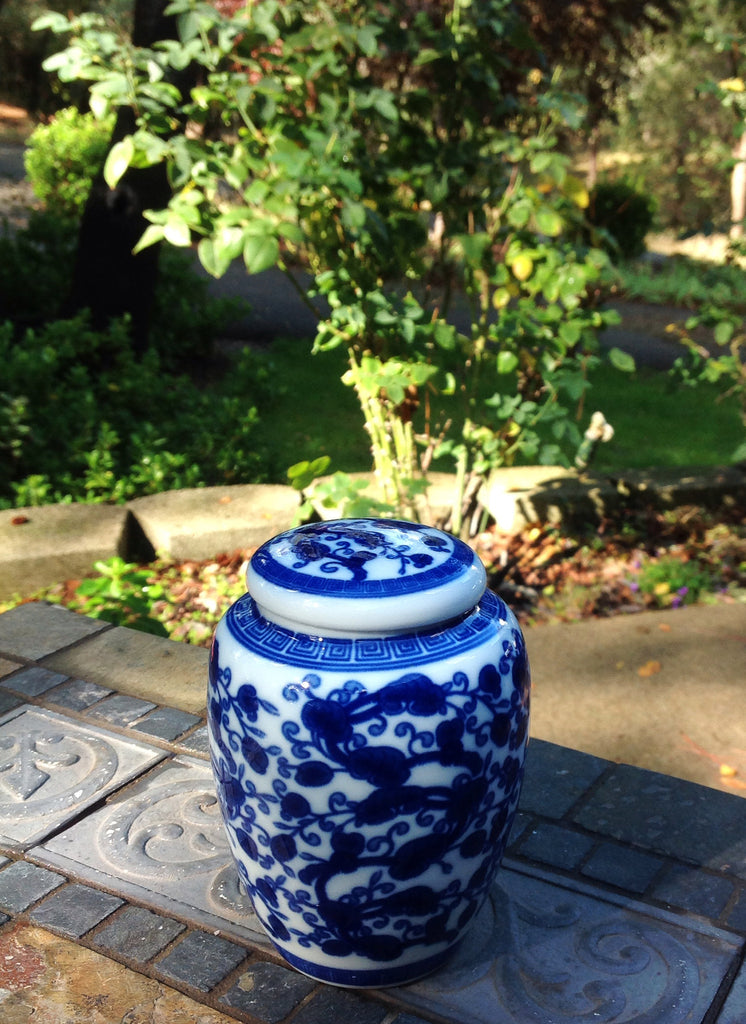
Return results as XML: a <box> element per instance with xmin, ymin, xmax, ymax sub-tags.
<box><xmin>103</xmin><ymin>136</ymin><xmax>134</xmax><ymax>189</ymax></box>
<box><xmin>608</xmin><ymin>347</ymin><xmax>636</xmax><ymax>373</ymax></box>
<box><xmin>433</xmin><ymin>321</ymin><xmax>457</xmax><ymax>351</ymax></box>
<box><xmin>455</xmin><ymin>232</ymin><xmax>490</xmax><ymax>263</ymax></box>
<box><xmin>198</xmin><ymin>237</ymin><xmax>232</xmax><ymax>277</ymax></box>
<box><xmin>496</xmin><ymin>350</ymin><xmax>518</xmax><ymax>374</ymax></box>
<box><xmin>413</xmin><ymin>47</ymin><xmax>441</xmax><ymax>67</ymax></box>
<box><xmin>714</xmin><ymin>319</ymin><xmax>735</xmax><ymax>346</ymax></box>
<box><xmin>356</xmin><ymin>25</ymin><xmax>379</xmax><ymax>57</ymax></box>
<box><xmin>287</xmin><ymin>456</ymin><xmax>331</xmax><ymax>491</ymax></box>
<box><xmin>244</xmin><ymin>179</ymin><xmax>270</xmax><ymax>204</ymax></box>
<box><xmin>163</xmin><ymin>216</ymin><xmax>192</xmax><ymax>247</ymax></box>
<box><xmin>370</xmin><ymin>88</ymin><xmax>398</xmax><ymax>122</ymax></box>
<box><xmin>529</xmin><ymin>151</ymin><xmax>555</xmax><ymax>175</ymax></box>
<box><xmin>558</xmin><ymin>321</ymin><xmax>581</xmax><ymax>347</ymax></box>
<box><xmin>243</xmin><ymin>233</ymin><xmax>279</xmax><ymax>274</ymax></box>
<box><xmin>506</xmin><ymin>199</ymin><xmax>532</xmax><ymax>229</ymax></box>
<box><xmin>32</xmin><ymin>11</ymin><xmax>71</xmax><ymax>32</ymax></box>
<box><xmin>89</xmin><ymin>91</ymin><xmax>110</xmax><ymax>121</ymax></box>
<box><xmin>534</xmin><ymin>206</ymin><xmax>563</xmax><ymax>237</ymax></box>
<box><xmin>133</xmin><ymin>223</ymin><xmax>166</xmax><ymax>254</ymax></box>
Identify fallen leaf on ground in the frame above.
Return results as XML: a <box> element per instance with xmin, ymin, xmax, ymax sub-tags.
<box><xmin>638</xmin><ymin>659</ymin><xmax>662</xmax><ymax>677</ymax></box>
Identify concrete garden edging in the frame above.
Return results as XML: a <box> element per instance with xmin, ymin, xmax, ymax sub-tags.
<box><xmin>1</xmin><ymin>465</ymin><xmax>744</xmax><ymax>601</ymax></box>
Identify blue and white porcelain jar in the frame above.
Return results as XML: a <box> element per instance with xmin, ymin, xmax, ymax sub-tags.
<box><xmin>208</xmin><ymin>518</ymin><xmax>530</xmax><ymax>988</ymax></box>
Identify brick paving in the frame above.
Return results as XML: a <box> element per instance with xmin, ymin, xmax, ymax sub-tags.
<box><xmin>0</xmin><ymin>601</ymin><xmax>744</xmax><ymax>1022</ymax></box>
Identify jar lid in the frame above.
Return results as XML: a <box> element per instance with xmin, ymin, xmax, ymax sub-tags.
<box><xmin>246</xmin><ymin>518</ymin><xmax>487</xmax><ymax>637</ymax></box>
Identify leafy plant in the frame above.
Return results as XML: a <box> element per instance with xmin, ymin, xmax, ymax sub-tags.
<box><xmin>73</xmin><ymin>557</ymin><xmax>169</xmax><ymax>634</ymax></box>
<box><xmin>672</xmin><ymin>306</ymin><xmax>746</xmax><ymax>461</ymax></box>
<box><xmin>666</xmin><ymin>235</ymin><xmax>746</xmax><ymax>461</ymax></box>
<box><xmin>0</xmin><ymin>314</ymin><xmax>273</xmax><ymax>509</ymax></box>
<box><xmin>631</xmin><ymin>553</ymin><xmax>715</xmax><ymax>608</ymax></box>
<box><xmin>36</xmin><ymin>0</ymin><xmax>628</xmax><ymax>536</ymax></box>
<box><xmin>24</xmin><ymin>106</ymin><xmax>115</xmax><ymax>216</ymax></box>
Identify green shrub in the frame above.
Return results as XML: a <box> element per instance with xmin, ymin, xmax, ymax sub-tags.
<box><xmin>24</xmin><ymin>107</ymin><xmax>114</xmax><ymax>216</ymax></box>
<box><xmin>587</xmin><ymin>180</ymin><xmax>656</xmax><ymax>259</ymax></box>
<box><xmin>0</xmin><ymin>315</ymin><xmax>273</xmax><ymax>508</ymax></box>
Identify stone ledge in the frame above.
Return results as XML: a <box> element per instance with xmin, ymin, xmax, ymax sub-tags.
<box><xmin>479</xmin><ymin>463</ymin><xmax>746</xmax><ymax>531</ymax></box>
<box><xmin>0</xmin><ymin>503</ymin><xmax>136</xmax><ymax>601</ymax></box>
<box><xmin>128</xmin><ymin>483</ymin><xmax>298</xmax><ymax>561</ymax></box>
<box><xmin>1</xmin><ymin>465</ymin><xmax>744</xmax><ymax>600</ymax></box>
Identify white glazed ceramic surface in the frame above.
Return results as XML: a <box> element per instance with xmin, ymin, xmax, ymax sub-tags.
<box><xmin>246</xmin><ymin>518</ymin><xmax>487</xmax><ymax>636</ymax></box>
<box><xmin>208</xmin><ymin>520</ymin><xmax>530</xmax><ymax>988</ymax></box>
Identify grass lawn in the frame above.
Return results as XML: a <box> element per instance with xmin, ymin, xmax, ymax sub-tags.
<box><xmin>253</xmin><ymin>336</ymin><xmax>743</xmax><ymax>480</ymax></box>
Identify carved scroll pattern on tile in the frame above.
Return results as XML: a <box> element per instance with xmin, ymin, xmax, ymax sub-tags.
<box><xmin>500</xmin><ymin>907</ymin><xmax>701</xmax><ymax>1022</ymax></box>
<box><xmin>0</xmin><ymin>730</ymin><xmax>117</xmax><ymax>818</ymax></box>
<box><xmin>404</xmin><ymin>879</ymin><xmax>711</xmax><ymax>1024</ymax></box>
<box><xmin>98</xmin><ymin>780</ymin><xmax>228</xmax><ymax>881</ymax></box>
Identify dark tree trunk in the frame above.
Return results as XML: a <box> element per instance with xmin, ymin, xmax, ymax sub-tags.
<box><xmin>64</xmin><ymin>0</ymin><xmax>178</xmax><ymax>355</ymax></box>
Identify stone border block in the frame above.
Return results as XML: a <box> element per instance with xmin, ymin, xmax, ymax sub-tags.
<box><xmin>0</xmin><ymin>503</ymin><xmax>138</xmax><ymax>601</ymax></box>
<box><xmin>128</xmin><ymin>483</ymin><xmax>299</xmax><ymax>559</ymax></box>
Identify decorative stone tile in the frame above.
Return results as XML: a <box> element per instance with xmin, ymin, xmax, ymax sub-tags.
<box><xmin>2</xmin><ymin>666</ymin><xmax>68</xmax><ymax>697</ymax></box>
<box><xmin>47</xmin><ymin>678</ymin><xmax>113</xmax><ymax>711</ymax></box>
<box><xmin>518</xmin><ymin>740</ymin><xmax>608</xmax><ymax>820</ymax></box>
<box><xmin>92</xmin><ymin>905</ymin><xmax>186</xmax><ymax>963</ymax></box>
<box><xmin>393</xmin><ymin>866</ymin><xmax>743</xmax><ymax>1024</ymax></box>
<box><xmin>651</xmin><ymin>864</ymin><xmax>736</xmax><ymax>920</ymax></box>
<box><xmin>87</xmin><ymin>693</ymin><xmax>157</xmax><ymax>728</ymax></box>
<box><xmin>0</xmin><ymin>861</ymin><xmax>65</xmax><ymax>912</ymax></box>
<box><xmin>219</xmin><ymin>960</ymin><xmax>316</xmax><ymax>1023</ymax></box>
<box><xmin>0</xmin><ymin>706</ymin><xmax>165</xmax><ymax>848</ymax></box>
<box><xmin>581</xmin><ymin>842</ymin><xmax>665</xmax><ymax>894</ymax></box>
<box><xmin>155</xmin><ymin>929</ymin><xmax>247</xmax><ymax>991</ymax></box>
<box><xmin>28</xmin><ymin>882</ymin><xmax>123</xmax><ymax>938</ymax></box>
<box><xmin>134</xmin><ymin>706</ymin><xmax>202</xmax><ymax>742</ymax></box>
<box><xmin>37</xmin><ymin>755</ymin><xmax>270</xmax><ymax>946</ymax></box>
<box><xmin>516</xmin><ymin>821</ymin><xmax>595</xmax><ymax>872</ymax></box>
<box><xmin>572</xmin><ymin>766</ymin><xmax>746</xmax><ymax>880</ymax></box>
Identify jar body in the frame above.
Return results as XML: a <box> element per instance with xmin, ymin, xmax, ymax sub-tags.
<box><xmin>208</xmin><ymin>588</ymin><xmax>530</xmax><ymax>988</ymax></box>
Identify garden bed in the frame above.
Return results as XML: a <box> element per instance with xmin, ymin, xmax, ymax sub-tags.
<box><xmin>25</xmin><ymin>500</ymin><xmax>746</xmax><ymax>645</ymax></box>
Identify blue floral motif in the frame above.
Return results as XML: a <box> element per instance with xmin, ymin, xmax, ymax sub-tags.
<box><xmin>208</xmin><ymin>628</ymin><xmax>530</xmax><ymax>981</ymax></box>
<box><xmin>285</xmin><ymin>522</ymin><xmax>449</xmax><ymax>581</ymax></box>
<box><xmin>249</xmin><ymin>519</ymin><xmax>471</xmax><ymax>600</ymax></box>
